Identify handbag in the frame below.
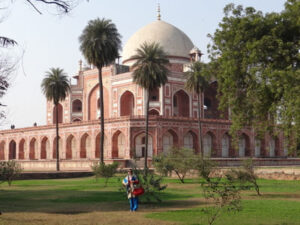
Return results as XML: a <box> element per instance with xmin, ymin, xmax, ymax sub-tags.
<box><xmin>133</xmin><ymin>186</ymin><xmax>145</xmax><ymax>196</ymax></box>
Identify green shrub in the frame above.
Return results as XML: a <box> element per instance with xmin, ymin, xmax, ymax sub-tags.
<box><xmin>91</xmin><ymin>162</ymin><xmax>118</xmax><ymax>187</ymax></box>
<box><xmin>0</xmin><ymin>160</ymin><xmax>22</xmax><ymax>186</ymax></box>
<box><xmin>153</xmin><ymin>147</ymin><xmax>197</xmax><ymax>183</ymax></box>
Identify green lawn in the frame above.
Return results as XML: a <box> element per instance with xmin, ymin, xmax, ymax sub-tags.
<box><xmin>0</xmin><ymin>175</ymin><xmax>299</xmax><ymax>225</ymax></box>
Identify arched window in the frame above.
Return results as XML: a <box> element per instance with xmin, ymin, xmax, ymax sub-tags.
<box><xmin>72</xmin><ymin>99</ymin><xmax>82</xmax><ymax>113</ymax></box>
<box><xmin>173</xmin><ymin>90</ymin><xmax>189</xmax><ymax>117</ymax></box>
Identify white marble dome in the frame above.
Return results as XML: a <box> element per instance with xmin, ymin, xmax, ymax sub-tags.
<box><xmin>122</xmin><ymin>20</ymin><xmax>194</xmax><ymax>64</ymax></box>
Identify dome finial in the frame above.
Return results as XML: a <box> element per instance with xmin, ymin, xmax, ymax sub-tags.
<box><xmin>157</xmin><ymin>3</ymin><xmax>161</xmax><ymax>20</ymax></box>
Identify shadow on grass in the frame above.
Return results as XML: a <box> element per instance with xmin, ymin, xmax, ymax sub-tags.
<box><xmin>261</xmin><ymin>193</ymin><xmax>300</xmax><ymax>199</ymax></box>
<box><xmin>0</xmin><ymin>189</ymin><xmax>201</xmax><ymax>214</ymax></box>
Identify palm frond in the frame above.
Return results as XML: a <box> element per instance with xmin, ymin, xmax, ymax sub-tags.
<box><xmin>0</xmin><ymin>37</ymin><xmax>17</xmax><ymax>47</ymax></box>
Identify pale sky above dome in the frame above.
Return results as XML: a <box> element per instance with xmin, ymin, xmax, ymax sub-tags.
<box><xmin>0</xmin><ymin>0</ymin><xmax>286</xmax><ymax>129</ymax></box>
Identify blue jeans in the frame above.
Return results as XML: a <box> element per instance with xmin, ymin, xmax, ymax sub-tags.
<box><xmin>129</xmin><ymin>197</ymin><xmax>138</xmax><ymax>211</ymax></box>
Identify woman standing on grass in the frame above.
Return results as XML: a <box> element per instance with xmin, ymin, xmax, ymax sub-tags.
<box><xmin>122</xmin><ymin>169</ymin><xmax>139</xmax><ymax>212</ymax></box>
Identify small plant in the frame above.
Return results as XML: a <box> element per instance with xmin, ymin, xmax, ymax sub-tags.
<box><xmin>0</xmin><ymin>160</ymin><xmax>22</xmax><ymax>186</ymax></box>
<box><xmin>230</xmin><ymin>159</ymin><xmax>261</xmax><ymax>196</ymax></box>
<box><xmin>91</xmin><ymin>162</ymin><xmax>118</xmax><ymax>187</ymax></box>
<box><xmin>153</xmin><ymin>147</ymin><xmax>197</xmax><ymax>183</ymax></box>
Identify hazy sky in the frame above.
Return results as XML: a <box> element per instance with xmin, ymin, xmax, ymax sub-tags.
<box><xmin>0</xmin><ymin>0</ymin><xmax>287</xmax><ymax>129</ymax></box>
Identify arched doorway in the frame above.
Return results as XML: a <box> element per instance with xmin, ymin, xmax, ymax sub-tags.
<box><xmin>80</xmin><ymin>133</ymin><xmax>91</xmax><ymax>159</ymax></box>
<box><xmin>53</xmin><ymin>103</ymin><xmax>63</xmax><ymax>124</ymax></box>
<box><xmin>238</xmin><ymin>134</ymin><xmax>250</xmax><ymax>157</ymax></box>
<box><xmin>135</xmin><ymin>133</ymin><xmax>153</xmax><ymax>158</ymax></box>
<box><xmin>19</xmin><ymin>139</ymin><xmax>26</xmax><ymax>160</ymax></box>
<box><xmin>204</xmin><ymin>132</ymin><xmax>216</xmax><ymax>157</ymax></box>
<box><xmin>222</xmin><ymin>133</ymin><xmax>230</xmax><ymax>157</ymax></box>
<box><xmin>0</xmin><ymin>141</ymin><xmax>5</xmax><ymax>160</ymax></box>
<box><xmin>9</xmin><ymin>140</ymin><xmax>16</xmax><ymax>160</ymax></box>
<box><xmin>183</xmin><ymin>131</ymin><xmax>198</xmax><ymax>153</ymax></box>
<box><xmin>95</xmin><ymin>133</ymin><xmax>108</xmax><ymax>159</ymax></box>
<box><xmin>112</xmin><ymin>131</ymin><xmax>126</xmax><ymax>158</ymax></box>
<box><xmin>53</xmin><ymin>137</ymin><xmax>62</xmax><ymax>159</ymax></box>
<box><xmin>173</xmin><ymin>90</ymin><xmax>189</xmax><ymax>117</ymax></box>
<box><xmin>120</xmin><ymin>91</ymin><xmax>134</xmax><ymax>116</ymax></box>
<box><xmin>162</xmin><ymin>130</ymin><xmax>178</xmax><ymax>154</ymax></box>
<box><xmin>88</xmin><ymin>85</ymin><xmax>109</xmax><ymax>120</ymax></box>
<box><xmin>41</xmin><ymin>137</ymin><xmax>50</xmax><ymax>159</ymax></box>
<box><xmin>66</xmin><ymin>135</ymin><xmax>76</xmax><ymax>159</ymax></box>
<box><xmin>29</xmin><ymin>138</ymin><xmax>37</xmax><ymax>160</ymax></box>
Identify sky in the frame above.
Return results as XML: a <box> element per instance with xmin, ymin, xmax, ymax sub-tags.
<box><xmin>0</xmin><ymin>0</ymin><xmax>287</xmax><ymax>129</ymax></box>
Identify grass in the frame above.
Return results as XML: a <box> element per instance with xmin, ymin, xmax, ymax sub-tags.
<box><xmin>0</xmin><ymin>175</ymin><xmax>299</xmax><ymax>225</ymax></box>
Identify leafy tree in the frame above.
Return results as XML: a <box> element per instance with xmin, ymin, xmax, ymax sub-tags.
<box><xmin>185</xmin><ymin>61</ymin><xmax>210</xmax><ymax>156</ymax></box>
<box><xmin>79</xmin><ymin>18</ymin><xmax>121</xmax><ymax>164</ymax></box>
<box><xmin>208</xmin><ymin>0</ymin><xmax>300</xmax><ymax>148</ymax></box>
<box><xmin>0</xmin><ymin>160</ymin><xmax>22</xmax><ymax>186</ymax></box>
<box><xmin>153</xmin><ymin>147</ymin><xmax>197</xmax><ymax>183</ymax></box>
<box><xmin>91</xmin><ymin>162</ymin><xmax>118</xmax><ymax>187</ymax></box>
<box><xmin>41</xmin><ymin>68</ymin><xmax>70</xmax><ymax>171</ymax></box>
<box><xmin>130</xmin><ymin>42</ymin><xmax>169</xmax><ymax>169</ymax></box>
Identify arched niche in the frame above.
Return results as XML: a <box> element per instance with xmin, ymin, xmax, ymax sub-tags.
<box><xmin>112</xmin><ymin>131</ymin><xmax>126</xmax><ymax>158</ymax></box>
<box><xmin>95</xmin><ymin>133</ymin><xmax>108</xmax><ymax>159</ymax></box>
<box><xmin>29</xmin><ymin>138</ymin><xmax>38</xmax><ymax>160</ymax></box>
<box><xmin>19</xmin><ymin>139</ymin><xmax>26</xmax><ymax>160</ymax></box>
<box><xmin>9</xmin><ymin>140</ymin><xmax>16</xmax><ymax>160</ymax></box>
<box><xmin>52</xmin><ymin>137</ymin><xmax>62</xmax><ymax>159</ymax></box>
<box><xmin>72</xmin><ymin>99</ymin><xmax>82</xmax><ymax>113</ymax></box>
<box><xmin>183</xmin><ymin>131</ymin><xmax>198</xmax><ymax>153</ymax></box>
<box><xmin>66</xmin><ymin>135</ymin><xmax>76</xmax><ymax>159</ymax></box>
<box><xmin>238</xmin><ymin>133</ymin><xmax>250</xmax><ymax>157</ymax></box>
<box><xmin>41</xmin><ymin>137</ymin><xmax>50</xmax><ymax>159</ymax></box>
<box><xmin>80</xmin><ymin>133</ymin><xmax>91</xmax><ymax>159</ymax></box>
<box><xmin>120</xmin><ymin>91</ymin><xmax>135</xmax><ymax>116</ymax></box>
<box><xmin>134</xmin><ymin>133</ymin><xmax>153</xmax><ymax>158</ymax></box>
<box><xmin>88</xmin><ymin>85</ymin><xmax>109</xmax><ymax>120</ymax></box>
<box><xmin>162</xmin><ymin>130</ymin><xmax>179</xmax><ymax>154</ymax></box>
<box><xmin>173</xmin><ymin>90</ymin><xmax>189</xmax><ymax>117</ymax></box>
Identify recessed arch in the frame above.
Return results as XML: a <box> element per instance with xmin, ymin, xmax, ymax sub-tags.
<box><xmin>41</xmin><ymin>137</ymin><xmax>50</xmax><ymax>159</ymax></box>
<box><xmin>9</xmin><ymin>140</ymin><xmax>16</xmax><ymax>160</ymax></box>
<box><xmin>66</xmin><ymin>134</ymin><xmax>76</xmax><ymax>159</ymax></box>
<box><xmin>149</xmin><ymin>87</ymin><xmax>159</xmax><ymax>101</ymax></box>
<box><xmin>149</xmin><ymin>109</ymin><xmax>160</xmax><ymax>116</ymax></box>
<box><xmin>221</xmin><ymin>133</ymin><xmax>230</xmax><ymax>157</ymax></box>
<box><xmin>238</xmin><ymin>133</ymin><xmax>250</xmax><ymax>157</ymax></box>
<box><xmin>53</xmin><ymin>136</ymin><xmax>62</xmax><ymax>159</ymax></box>
<box><xmin>80</xmin><ymin>133</ymin><xmax>91</xmax><ymax>159</ymax></box>
<box><xmin>88</xmin><ymin>84</ymin><xmax>109</xmax><ymax>120</ymax></box>
<box><xmin>162</xmin><ymin>129</ymin><xmax>179</xmax><ymax>154</ymax></box>
<box><xmin>95</xmin><ymin>132</ymin><xmax>108</xmax><ymax>159</ymax></box>
<box><xmin>19</xmin><ymin>139</ymin><xmax>25</xmax><ymax>160</ymax></box>
<box><xmin>72</xmin><ymin>99</ymin><xmax>82</xmax><ymax>113</ymax></box>
<box><xmin>183</xmin><ymin>131</ymin><xmax>198</xmax><ymax>153</ymax></box>
<box><xmin>29</xmin><ymin>138</ymin><xmax>37</xmax><ymax>160</ymax></box>
<box><xmin>173</xmin><ymin>89</ymin><xmax>190</xmax><ymax>117</ymax></box>
<box><xmin>53</xmin><ymin>103</ymin><xmax>63</xmax><ymax>124</ymax></box>
<box><xmin>204</xmin><ymin>131</ymin><xmax>217</xmax><ymax>157</ymax></box>
<box><xmin>112</xmin><ymin>130</ymin><xmax>126</xmax><ymax>158</ymax></box>
<box><xmin>134</xmin><ymin>132</ymin><xmax>153</xmax><ymax>158</ymax></box>
<box><xmin>0</xmin><ymin>141</ymin><xmax>5</xmax><ymax>160</ymax></box>
<box><xmin>72</xmin><ymin>118</ymin><xmax>81</xmax><ymax>122</ymax></box>
<box><xmin>269</xmin><ymin>136</ymin><xmax>280</xmax><ymax>157</ymax></box>
<box><xmin>120</xmin><ymin>91</ymin><xmax>134</xmax><ymax>116</ymax></box>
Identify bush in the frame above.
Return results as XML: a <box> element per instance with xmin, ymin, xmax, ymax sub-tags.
<box><xmin>0</xmin><ymin>160</ymin><xmax>22</xmax><ymax>186</ymax></box>
<box><xmin>91</xmin><ymin>162</ymin><xmax>118</xmax><ymax>187</ymax></box>
<box><xmin>153</xmin><ymin>147</ymin><xmax>197</xmax><ymax>183</ymax></box>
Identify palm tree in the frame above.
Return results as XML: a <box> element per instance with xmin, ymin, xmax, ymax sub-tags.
<box><xmin>185</xmin><ymin>61</ymin><xmax>210</xmax><ymax>157</ymax></box>
<box><xmin>0</xmin><ymin>36</ymin><xmax>17</xmax><ymax>47</ymax></box>
<box><xmin>130</xmin><ymin>42</ymin><xmax>169</xmax><ymax>169</ymax></box>
<box><xmin>41</xmin><ymin>68</ymin><xmax>70</xmax><ymax>171</ymax></box>
<box><xmin>79</xmin><ymin>18</ymin><xmax>121</xmax><ymax>164</ymax></box>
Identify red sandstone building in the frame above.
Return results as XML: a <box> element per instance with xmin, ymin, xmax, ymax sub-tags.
<box><xmin>0</xmin><ymin>17</ymin><xmax>295</xmax><ymax>171</ymax></box>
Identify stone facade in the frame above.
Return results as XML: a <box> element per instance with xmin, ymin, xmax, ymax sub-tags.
<box><xmin>0</xmin><ymin>19</ymin><xmax>294</xmax><ymax>171</ymax></box>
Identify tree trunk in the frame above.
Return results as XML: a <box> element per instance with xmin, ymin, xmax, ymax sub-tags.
<box><xmin>198</xmin><ymin>92</ymin><xmax>203</xmax><ymax>157</ymax></box>
<box><xmin>55</xmin><ymin>103</ymin><xmax>60</xmax><ymax>171</ymax></box>
<box><xmin>98</xmin><ymin>67</ymin><xmax>105</xmax><ymax>164</ymax></box>
<box><xmin>144</xmin><ymin>89</ymin><xmax>150</xmax><ymax>170</ymax></box>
